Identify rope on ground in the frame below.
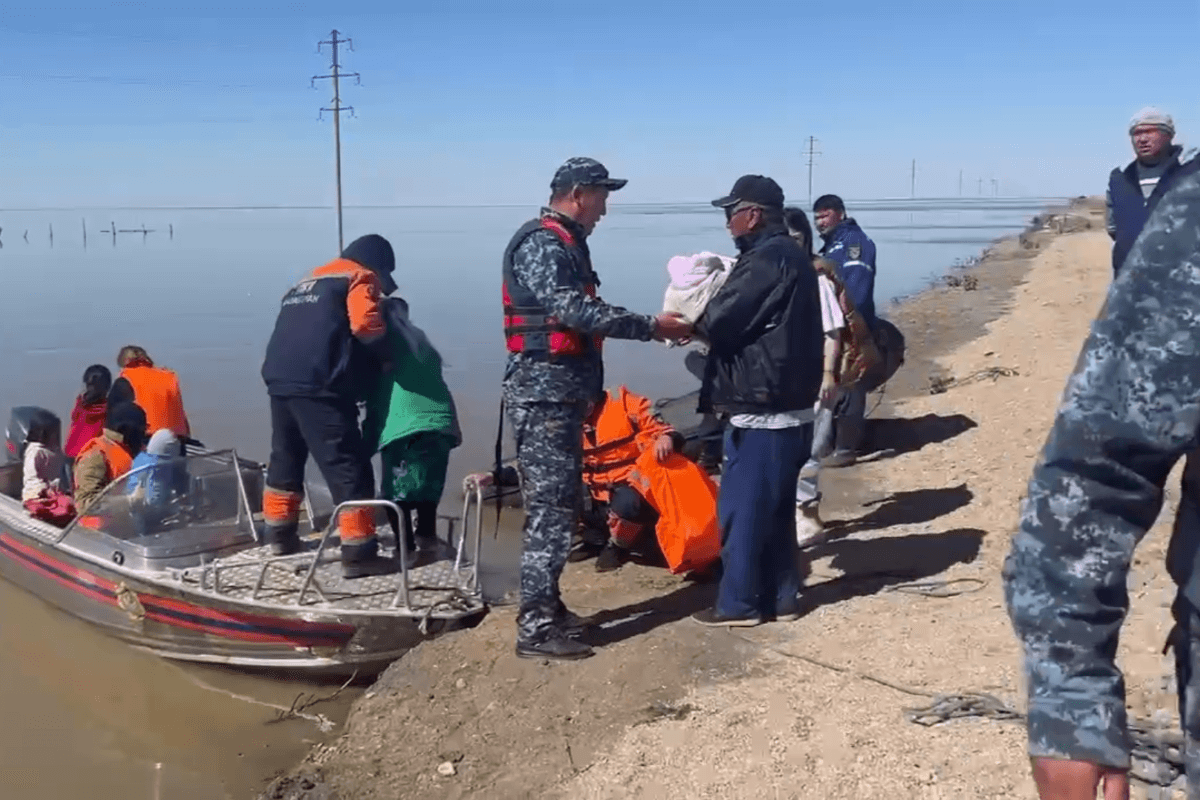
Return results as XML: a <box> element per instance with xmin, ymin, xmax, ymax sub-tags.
<box><xmin>724</xmin><ymin>630</ymin><xmax>1184</xmax><ymax>789</ymax></box>
<box><xmin>928</xmin><ymin>366</ymin><xmax>1018</xmax><ymax>395</ymax></box>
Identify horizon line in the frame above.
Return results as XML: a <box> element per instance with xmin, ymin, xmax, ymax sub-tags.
<box><xmin>0</xmin><ymin>195</ymin><xmax>1083</xmax><ymax>213</ymax></box>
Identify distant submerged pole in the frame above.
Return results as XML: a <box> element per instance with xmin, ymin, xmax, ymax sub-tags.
<box><xmin>313</xmin><ymin>29</ymin><xmax>360</xmax><ymax>253</ymax></box>
<box><xmin>910</xmin><ymin>159</ymin><xmax>916</xmax><ymax>199</ymax></box>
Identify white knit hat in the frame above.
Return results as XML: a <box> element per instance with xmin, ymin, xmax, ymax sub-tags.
<box><xmin>147</xmin><ymin>428</ymin><xmax>179</xmax><ymax>456</ymax></box>
<box><xmin>1129</xmin><ymin>107</ymin><xmax>1175</xmax><ymax>136</ymax></box>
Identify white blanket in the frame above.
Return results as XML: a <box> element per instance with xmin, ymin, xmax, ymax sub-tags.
<box><xmin>662</xmin><ymin>252</ymin><xmax>736</xmax><ymax>323</ymax></box>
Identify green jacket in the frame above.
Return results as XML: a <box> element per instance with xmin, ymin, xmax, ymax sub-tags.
<box><xmin>362</xmin><ymin>298</ymin><xmax>462</xmax><ymax>453</ymax></box>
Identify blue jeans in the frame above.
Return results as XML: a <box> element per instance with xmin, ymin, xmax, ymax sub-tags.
<box><xmin>716</xmin><ymin>425</ymin><xmax>809</xmax><ymax>618</ymax></box>
<box><xmin>834</xmin><ymin>386</ymin><xmax>867</xmax><ymax>453</ymax></box>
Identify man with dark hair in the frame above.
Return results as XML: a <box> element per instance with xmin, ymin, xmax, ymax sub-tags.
<box><xmin>502</xmin><ymin>157</ymin><xmax>692</xmax><ymax>660</ymax></box>
<box><xmin>813</xmin><ymin>193</ymin><xmax>877</xmax><ymax>466</ymax></box>
<box><xmin>1003</xmin><ymin>166</ymin><xmax>1200</xmax><ymax>800</ymax></box>
<box><xmin>1106</xmin><ymin>106</ymin><xmax>1198</xmax><ymax>277</ymax></box>
<box><xmin>690</xmin><ymin>175</ymin><xmax>824</xmax><ymax>627</ymax></box>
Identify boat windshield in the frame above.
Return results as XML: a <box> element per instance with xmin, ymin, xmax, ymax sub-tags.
<box><xmin>74</xmin><ymin>449</ymin><xmax>263</xmax><ymax>542</ymax></box>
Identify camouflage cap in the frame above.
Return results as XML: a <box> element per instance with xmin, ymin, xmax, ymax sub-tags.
<box><xmin>550</xmin><ymin>157</ymin><xmax>628</xmax><ymax>192</ymax></box>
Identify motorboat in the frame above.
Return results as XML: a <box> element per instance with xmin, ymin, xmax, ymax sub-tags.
<box><xmin>0</xmin><ymin>406</ymin><xmax>488</xmax><ymax>678</ymax></box>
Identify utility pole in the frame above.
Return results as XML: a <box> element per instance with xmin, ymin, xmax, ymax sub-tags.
<box><xmin>312</xmin><ymin>29</ymin><xmax>360</xmax><ymax>253</ymax></box>
<box><xmin>991</xmin><ymin>178</ymin><xmax>999</xmax><ymax>196</ymax></box>
<box><xmin>911</xmin><ymin>159</ymin><xmax>916</xmax><ymax>198</ymax></box>
<box><xmin>803</xmin><ymin>136</ymin><xmax>821</xmax><ymax>206</ymax></box>
<box><xmin>977</xmin><ymin>177</ymin><xmax>983</xmax><ymax>196</ymax></box>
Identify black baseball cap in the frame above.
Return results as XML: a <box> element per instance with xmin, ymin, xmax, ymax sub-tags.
<box><xmin>550</xmin><ymin>157</ymin><xmax>628</xmax><ymax>192</ymax></box>
<box><xmin>711</xmin><ymin>175</ymin><xmax>785</xmax><ymax>209</ymax></box>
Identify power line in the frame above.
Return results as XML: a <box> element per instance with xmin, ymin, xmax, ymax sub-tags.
<box><xmin>803</xmin><ymin>136</ymin><xmax>821</xmax><ymax>207</ymax></box>
<box><xmin>312</xmin><ymin>29</ymin><xmax>359</xmax><ymax>253</ymax></box>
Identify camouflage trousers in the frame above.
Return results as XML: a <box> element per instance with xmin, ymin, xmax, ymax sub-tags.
<box><xmin>504</xmin><ymin>397</ymin><xmax>585</xmax><ymax>645</ymax></box>
<box><xmin>1170</xmin><ymin>596</ymin><xmax>1200</xmax><ymax>796</ymax></box>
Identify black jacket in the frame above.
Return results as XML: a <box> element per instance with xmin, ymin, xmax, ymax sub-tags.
<box><xmin>694</xmin><ymin>224</ymin><xmax>824</xmax><ymax>416</ymax></box>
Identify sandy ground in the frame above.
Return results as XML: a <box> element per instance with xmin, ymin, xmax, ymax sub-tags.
<box><xmin>262</xmin><ymin>198</ymin><xmax>1188</xmax><ymax>800</ymax></box>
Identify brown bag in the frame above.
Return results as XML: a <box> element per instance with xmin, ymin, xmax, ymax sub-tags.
<box><xmin>813</xmin><ymin>257</ymin><xmax>883</xmax><ymax>389</ymax></box>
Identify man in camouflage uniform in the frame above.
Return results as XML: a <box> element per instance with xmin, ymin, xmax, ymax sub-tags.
<box><xmin>1003</xmin><ymin>170</ymin><xmax>1200</xmax><ymax>799</ymax></box>
<box><xmin>502</xmin><ymin>157</ymin><xmax>693</xmax><ymax>660</ymax></box>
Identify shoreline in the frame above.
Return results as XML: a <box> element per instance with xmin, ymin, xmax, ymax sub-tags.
<box><xmin>256</xmin><ymin>198</ymin><xmax>1103</xmax><ymax>800</ymax></box>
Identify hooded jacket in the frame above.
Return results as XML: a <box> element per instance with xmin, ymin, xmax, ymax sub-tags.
<box><xmin>261</xmin><ymin>234</ymin><xmax>396</xmax><ymax>400</ymax></box>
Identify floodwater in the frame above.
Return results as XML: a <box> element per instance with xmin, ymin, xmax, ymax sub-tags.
<box><xmin>0</xmin><ymin>197</ymin><xmax>1056</xmax><ymax>798</ymax></box>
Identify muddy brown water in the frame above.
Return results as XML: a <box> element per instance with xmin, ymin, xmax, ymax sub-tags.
<box><xmin>0</xmin><ymin>201</ymin><xmax>1049</xmax><ymax>797</ymax></box>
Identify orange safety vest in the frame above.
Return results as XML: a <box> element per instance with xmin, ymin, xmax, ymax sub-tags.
<box><xmin>119</xmin><ymin>364</ymin><xmax>190</xmax><ymax>437</ymax></box>
<box><xmin>582</xmin><ymin>386</ymin><xmax>669</xmax><ymax>504</ymax></box>
<box><xmin>502</xmin><ymin>217</ymin><xmax>604</xmax><ymax>357</ymax></box>
<box><xmin>74</xmin><ymin>434</ymin><xmax>134</xmax><ymax>486</ymax></box>
<box><xmin>625</xmin><ymin>448</ymin><xmax>721</xmax><ymax>575</ymax></box>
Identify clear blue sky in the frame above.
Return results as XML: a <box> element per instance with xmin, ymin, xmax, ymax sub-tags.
<box><xmin>2</xmin><ymin>0</ymin><xmax>1197</xmax><ymax>208</ymax></box>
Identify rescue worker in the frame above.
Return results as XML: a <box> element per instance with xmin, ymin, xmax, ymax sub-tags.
<box><xmin>813</xmin><ymin>193</ymin><xmax>877</xmax><ymax>467</ymax></box>
<box><xmin>1003</xmin><ymin>169</ymin><xmax>1200</xmax><ymax>799</ymax></box>
<box><xmin>582</xmin><ymin>384</ymin><xmax>720</xmax><ymax>575</ymax></box>
<box><xmin>260</xmin><ymin>233</ymin><xmax>398</xmax><ymax>579</ymax></box>
<box><xmin>1106</xmin><ymin>106</ymin><xmax>1198</xmax><ymax>277</ymax></box>
<box><xmin>111</xmin><ymin>346</ymin><xmax>191</xmax><ymax>444</ymax></box>
<box><xmin>690</xmin><ymin>175</ymin><xmax>824</xmax><ymax>628</ymax></box>
<box><xmin>502</xmin><ymin>157</ymin><xmax>693</xmax><ymax>660</ymax></box>
<box><xmin>73</xmin><ymin>401</ymin><xmax>148</xmax><ymax>513</ymax></box>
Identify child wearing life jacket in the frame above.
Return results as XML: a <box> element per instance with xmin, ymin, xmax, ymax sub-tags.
<box><xmin>64</xmin><ymin>364</ymin><xmax>112</xmax><ymax>467</ymax></box>
<box><xmin>22</xmin><ymin>409</ymin><xmax>75</xmax><ymax>526</ymax></box>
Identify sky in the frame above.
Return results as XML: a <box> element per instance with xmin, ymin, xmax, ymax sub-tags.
<box><xmin>1</xmin><ymin>0</ymin><xmax>1197</xmax><ymax>208</ymax></box>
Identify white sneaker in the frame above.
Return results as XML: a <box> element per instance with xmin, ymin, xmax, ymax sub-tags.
<box><xmin>795</xmin><ymin>504</ymin><xmax>828</xmax><ymax>549</ymax></box>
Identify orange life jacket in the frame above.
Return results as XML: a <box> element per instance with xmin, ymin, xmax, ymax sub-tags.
<box><xmin>625</xmin><ymin>448</ymin><xmax>721</xmax><ymax>575</ymax></box>
<box><xmin>74</xmin><ymin>434</ymin><xmax>134</xmax><ymax>486</ymax></box>
<box><xmin>582</xmin><ymin>386</ymin><xmax>670</xmax><ymax>504</ymax></box>
<box><xmin>502</xmin><ymin>216</ymin><xmax>604</xmax><ymax>357</ymax></box>
<box><xmin>119</xmin><ymin>364</ymin><xmax>190</xmax><ymax>437</ymax></box>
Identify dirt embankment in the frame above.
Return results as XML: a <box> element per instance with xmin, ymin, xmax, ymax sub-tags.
<box><xmin>265</xmin><ymin>197</ymin><xmax>1185</xmax><ymax>800</ymax></box>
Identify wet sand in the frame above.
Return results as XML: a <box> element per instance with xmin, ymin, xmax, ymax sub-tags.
<box><xmin>259</xmin><ymin>199</ymin><xmax>1123</xmax><ymax>799</ymax></box>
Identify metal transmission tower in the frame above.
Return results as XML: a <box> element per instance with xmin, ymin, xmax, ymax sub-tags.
<box><xmin>312</xmin><ymin>29</ymin><xmax>359</xmax><ymax>252</ymax></box>
<box><xmin>803</xmin><ymin>136</ymin><xmax>821</xmax><ymax>206</ymax></box>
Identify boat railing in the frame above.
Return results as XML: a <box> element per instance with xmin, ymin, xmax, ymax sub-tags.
<box><xmin>193</xmin><ymin>498</ymin><xmax>483</xmax><ymax>611</ymax></box>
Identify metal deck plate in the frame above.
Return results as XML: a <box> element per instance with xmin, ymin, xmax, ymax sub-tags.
<box><xmin>175</xmin><ymin>541</ymin><xmax>482</xmax><ymax>617</ymax></box>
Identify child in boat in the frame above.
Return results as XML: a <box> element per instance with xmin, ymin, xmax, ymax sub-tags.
<box><xmin>127</xmin><ymin>429</ymin><xmax>180</xmax><ymax>511</ymax></box>
<box><xmin>363</xmin><ymin>295</ymin><xmax>462</xmax><ymax>561</ymax></box>
<box><xmin>22</xmin><ymin>409</ymin><xmax>75</xmax><ymax>526</ymax></box>
<box><xmin>64</xmin><ymin>365</ymin><xmax>112</xmax><ymax>467</ymax></box>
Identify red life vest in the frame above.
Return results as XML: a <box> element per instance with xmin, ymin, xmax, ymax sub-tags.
<box><xmin>501</xmin><ymin>216</ymin><xmax>603</xmax><ymax>358</ymax></box>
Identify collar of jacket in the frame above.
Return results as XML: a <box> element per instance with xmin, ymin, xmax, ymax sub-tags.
<box><xmin>821</xmin><ymin>217</ymin><xmax>862</xmax><ymax>244</ymax></box>
<box><xmin>1122</xmin><ymin>144</ymin><xmax>1183</xmax><ymax>182</ymax></box>
<box><xmin>733</xmin><ymin>222</ymin><xmax>791</xmax><ymax>253</ymax></box>
<box><xmin>539</xmin><ymin>207</ymin><xmax>589</xmax><ymax>244</ymax></box>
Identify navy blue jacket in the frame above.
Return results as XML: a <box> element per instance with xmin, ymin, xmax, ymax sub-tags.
<box><xmin>1108</xmin><ymin>151</ymin><xmax>1198</xmax><ymax>276</ymax></box>
<box><xmin>820</xmin><ymin>219</ymin><xmax>877</xmax><ymax>325</ymax></box>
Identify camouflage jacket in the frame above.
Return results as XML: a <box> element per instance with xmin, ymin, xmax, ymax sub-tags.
<box><xmin>502</xmin><ymin>208</ymin><xmax>655</xmax><ymax>404</ymax></box>
<box><xmin>1003</xmin><ymin>170</ymin><xmax>1200</xmax><ymax>768</ymax></box>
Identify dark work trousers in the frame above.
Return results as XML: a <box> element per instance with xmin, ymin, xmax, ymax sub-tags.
<box><xmin>505</xmin><ymin>399</ymin><xmax>586</xmax><ymax>646</ymax></box>
<box><xmin>716</xmin><ymin>424</ymin><xmax>809</xmax><ymax>619</ymax></box>
<box><xmin>265</xmin><ymin>396</ymin><xmax>375</xmax><ymax>517</ymax></box>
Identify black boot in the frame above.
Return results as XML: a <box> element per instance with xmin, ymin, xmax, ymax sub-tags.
<box><xmin>263</xmin><ymin>522</ymin><xmax>301</xmax><ymax>556</ymax></box>
<box><xmin>594</xmin><ymin>541</ymin><xmax>625</xmax><ymax>573</ymax></box>
<box><xmin>341</xmin><ymin>539</ymin><xmax>401</xmax><ymax>579</ymax></box>
<box><xmin>515</xmin><ymin>630</ymin><xmax>594</xmax><ymax>661</ymax></box>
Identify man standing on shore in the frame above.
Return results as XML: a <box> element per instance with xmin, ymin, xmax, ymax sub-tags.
<box><xmin>502</xmin><ymin>157</ymin><xmax>692</xmax><ymax>660</ymax></box>
<box><xmin>813</xmin><ymin>194</ymin><xmax>877</xmax><ymax>466</ymax></box>
<box><xmin>1106</xmin><ymin>106</ymin><xmax>1197</xmax><ymax>277</ymax></box>
<box><xmin>690</xmin><ymin>175</ymin><xmax>824</xmax><ymax>627</ymax></box>
<box><xmin>1003</xmin><ymin>170</ymin><xmax>1200</xmax><ymax>799</ymax></box>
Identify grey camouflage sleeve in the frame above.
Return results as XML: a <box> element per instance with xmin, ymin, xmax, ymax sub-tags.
<box><xmin>1002</xmin><ymin>171</ymin><xmax>1200</xmax><ymax>768</ymax></box>
<box><xmin>511</xmin><ymin>234</ymin><xmax>655</xmax><ymax>342</ymax></box>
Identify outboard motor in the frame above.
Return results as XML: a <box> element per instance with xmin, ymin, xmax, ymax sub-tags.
<box><xmin>5</xmin><ymin>406</ymin><xmax>52</xmax><ymax>464</ymax></box>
